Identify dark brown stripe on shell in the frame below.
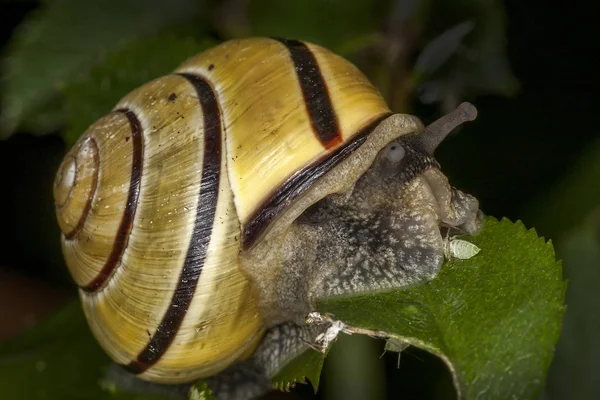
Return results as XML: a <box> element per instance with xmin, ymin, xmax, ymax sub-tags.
<box><xmin>62</xmin><ymin>139</ymin><xmax>99</xmax><ymax>239</ymax></box>
<box><xmin>126</xmin><ymin>73</ymin><xmax>222</xmax><ymax>374</ymax></box>
<box><xmin>82</xmin><ymin>110</ymin><xmax>143</xmax><ymax>293</ymax></box>
<box><xmin>276</xmin><ymin>38</ymin><xmax>342</xmax><ymax>150</ymax></box>
<box><xmin>243</xmin><ymin>113</ymin><xmax>392</xmax><ymax>249</ymax></box>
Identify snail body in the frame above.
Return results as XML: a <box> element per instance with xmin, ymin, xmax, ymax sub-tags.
<box><xmin>53</xmin><ymin>37</ymin><xmax>483</xmax><ymax>393</ymax></box>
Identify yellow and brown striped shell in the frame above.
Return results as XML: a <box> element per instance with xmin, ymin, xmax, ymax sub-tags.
<box><xmin>53</xmin><ymin>38</ymin><xmax>395</xmax><ymax>383</ymax></box>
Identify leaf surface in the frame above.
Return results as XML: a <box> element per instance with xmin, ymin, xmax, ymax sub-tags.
<box><xmin>317</xmin><ymin>218</ymin><xmax>565</xmax><ymax>399</ymax></box>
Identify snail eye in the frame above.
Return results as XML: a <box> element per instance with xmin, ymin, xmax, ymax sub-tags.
<box><xmin>384</xmin><ymin>142</ymin><xmax>406</xmax><ymax>163</ymax></box>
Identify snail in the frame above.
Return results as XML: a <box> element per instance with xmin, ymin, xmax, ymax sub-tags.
<box><xmin>53</xmin><ymin>37</ymin><xmax>483</xmax><ymax>398</ymax></box>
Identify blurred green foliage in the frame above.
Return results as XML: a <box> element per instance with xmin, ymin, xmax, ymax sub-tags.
<box><xmin>0</xmin><ymin>301</ymin><xmax>173</xmax><ymax>400</ymax></box>
<box><xmin>526</xmin><ymin>139</ymin><xmax>600</xmax><ymax>243</ymax></box>
<box><xmin>322</xmin><ymin>335</ymin><xmax>387</xmax><ymax>400</ymax></box>
<box><xmin>0</xmin><ymin>0</ymin><xmax>207</xmax><ymax>137</ymax></box>
<box><xmin>546</xmin><ymin>210</ymin><xmax>600</xmax><ymax>400</ymax></box>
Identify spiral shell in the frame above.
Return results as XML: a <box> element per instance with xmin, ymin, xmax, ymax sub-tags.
<box><xmin>53</xmin><ymin>37</ymin><xmax>391</xmax><ymax>383</ymax></box>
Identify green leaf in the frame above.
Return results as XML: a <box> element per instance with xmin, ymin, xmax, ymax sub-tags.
<box><xmin>63</xmin><ymin>35</ymin><xmax>212</xmax><ymax>146</ymax></box>
<box><xmin>546</xmin><ymin>210</ymin><xmax>600</xmax><ymax>399</ymax></box>
<box><xmin>0</xmin><ymin>301</ymin><xmax>212</xmax><ymax>400</ymax></box>
<box><xmin>0</xmin><ymin>0</ymin><xmax>204</xmax><ymax>137</ymax></box>
<box><xmin>271</xmin><ymin>346</ymin><xmax>326</xmax><ymax>392</ymax></box>
<box><xmin>317</xmin><ymin>217</ymin><xmax>566</xmax><ymax>399</ymax></box>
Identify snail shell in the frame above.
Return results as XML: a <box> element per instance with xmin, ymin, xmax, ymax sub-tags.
<box><xmin>53</xmin><ymin>38</ymin><xmax>391</xmax><ymax>383</ymax></box>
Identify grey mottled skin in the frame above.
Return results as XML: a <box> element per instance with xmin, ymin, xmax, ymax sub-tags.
<box><xmin>269</xmin><ymin>134</ymin><xmax>483</xmax><ymax>325</ymax></box>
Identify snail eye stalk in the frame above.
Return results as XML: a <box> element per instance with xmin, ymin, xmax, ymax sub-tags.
<box><xmin>419</xmin><ymin>102</ymin><xmax>478</xmax><ymax>154</ymax></box>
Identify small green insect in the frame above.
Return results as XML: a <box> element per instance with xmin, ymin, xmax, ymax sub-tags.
<box><xmin>446</xmin><ymin>238</ymin><xmax>481</xmax><ymax>260</ymax></box>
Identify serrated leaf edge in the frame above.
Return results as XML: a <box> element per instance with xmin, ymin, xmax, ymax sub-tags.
<box><xmin>324</xmin><ymin>324</ymin><xmax>464</xmax><ymax>399</ymax></box>
<box><xmin>271</xmin><ymin>347</ymin><xmax>329</xmax><ymax>394</ymax></box>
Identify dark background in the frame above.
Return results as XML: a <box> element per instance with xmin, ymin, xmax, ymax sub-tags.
<box><xmin>0</xmin><ymin>0</ymin><xmax>598</xmax><ymax>399</ymax></box>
